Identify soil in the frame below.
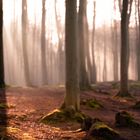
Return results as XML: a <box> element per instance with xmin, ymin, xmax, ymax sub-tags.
<box><xmin>0</xmin><ymin>82</ymin><xmax>140</xmax><ymax>140</ymax></box>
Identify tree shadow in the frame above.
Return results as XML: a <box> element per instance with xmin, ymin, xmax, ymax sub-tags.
<box><xmin>0</xmin><ymin>88</ymin><xmax>7</xmax><ymax>139</ymax></box>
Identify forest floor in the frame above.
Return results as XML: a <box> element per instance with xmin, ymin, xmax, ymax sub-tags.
<box><xmin>0</xmin><ymin>81</ymin><xmax>140</xmax><ymax>140</ymax></box>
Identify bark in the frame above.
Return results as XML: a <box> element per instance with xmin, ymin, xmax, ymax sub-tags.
<box><xmin>137</xmin><ymin>0</ymin><xmax>140</xmax><ymax>80</ymax></box>
<box><xmin>55</xmin><ymin>0</ymin><xmax>65</xmax><ymax>84</ymax></box>
<box><xmin>103</xmin><ymin>24</ymin><xmax>107</xmax><ymax>81</ymax></box>
<box><xmin>91</xmin><ymin>0</ymin><xmax>97</xmax><ymax>84</ymax></box>
<box><xmin>78</xmin><ymin>0</ymin><xmax>90</xmax><ymax>90</ymax></box>
<box><xmin>112</xmin><ymin>0</ymin><xmax>119</xmax><ymax>81</ymax></box>
<box><xmin>41</xmin><ymin>0</ymin><xmax>47</xmax><ymax>84</ymax></box>
<box><xmin>0</xmin><ymin>0</ymin><xmax>5</xmax><ymax>87</ymax></box>
<box><xmin>22</xmin><ymin>0</ymin><xmax>31</xmax><ymax>85</ymax></box>
<box><xmin>64</xmin><ymin>0</ymin><xmax>80</xmax><ymax>111</ymax></box>
<box><xmin>119</xmin><ymin>0</ymin><xmax>133</xmax><ymax>96</ymax></box>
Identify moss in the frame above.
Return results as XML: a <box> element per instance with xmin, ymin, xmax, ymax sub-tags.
<box><xmin>82</xmin><ymin>99</ymin><xmax>103</xmax><ymax>109</ymax></box>
<box><xmin>85</xmin><ymin>121</ymin><xmax>120</xmax><ymax>140</ymax></box>
<box><xmin>130</xmin><ymin>82</ymin><xmax>140</xmax><ymax>89</ymax></box>
<box><xmin>40</xmin><ymin>108</ymin><xmax>86</xmax><ymax>124</ymax></box>
<box><xmin>0</xmin><ymin>103</ymin><xmax>15</xmax><ymax>109</ymax></box>
<box><xmin>112</xmin><ymin>82</ymin><xmax>120</xmax><ymax>89</ymax></box>
<box><xmin>0</xmin><ymin>103</ymin><xmax>8</xmax><ymax>109</ymax></box>
<box><xmin>115</xmin><ymin>111</ymin><xmax>140</xmax><ymax>129</ymax></box>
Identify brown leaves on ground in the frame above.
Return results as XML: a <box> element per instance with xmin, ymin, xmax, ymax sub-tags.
<box><xmin>0</xmin><ymin>82</ymin><xmax>140</xmax><ymax>140</ymax></box>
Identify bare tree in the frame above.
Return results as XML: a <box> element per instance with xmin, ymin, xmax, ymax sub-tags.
<box><xmin>0</xmin><ymin>0</ymin><xmax>5</xmax><ymax>87</ymax></box>
<box><xmin>103</xmin><ymin>23</ymin><xmax>107</xmax><ymax>81</ymax></box>
<box><xmin>22</xmin><ymin>0</ymin><xmax>31</xmax><ymax>85</ymax></box>
<box><xmin>118</xmin><ymin>0</ymin><xmax>133</xmax><ymax>96</ymax></box>
<box><xmin>63</xmin><ymin>0</ymin><xmax>80</xmax><ymax>111</ymax></box>
<box><xmin>41</xmin><ymin>0</ymin><xmax>47</xmax><ymax>84</ymax></box>
<box><xmin>78</xmin><ymin>0</ymin><xmax>90</xmax><ymax>90</ymax></box>
<box><xmin>90</xmin><ymin>0</ymin><xmax>97</xmax><ymax>84</ymax></box>
<box><xmin>55</xmin><ymin>0</ymin><xmax>65</xmax><ymax>84</ymax></box>
<box><xmin>112</xmin><ymin>0</ymin><xmax>119</xmax><ymax>81</ymax></box>
<box><xmin>136</xmin><ymin>0</ymin><xmax>140</xmax><ymax>80</ymax></box>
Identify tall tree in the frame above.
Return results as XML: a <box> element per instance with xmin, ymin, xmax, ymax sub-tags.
<box><xmin>137</xmin><ymin>0</ymin><xmax>140</xmax><ymax>80</ymax></box>
<box><xmin>55</xmin><ymin>0</ymin><xmax>65</xmax><ymax>84</ymax></box>
<box><xmin>118</xmin><ymin>0</ymin><xmax>133</xmax><ymax>96</ymax></box>
<box><xmin>112</xmin><ymin>0</ymin><xmax>119</xmax><ymax>81</ymax></box>
<box><xmin>64</xmin><ymin>0</ymin><xmax>80</xmax><ymax>111</ymax></box>
<box><xmin>78</xmin><ymin>0</ymin><xmax>90</xmax><ymax>90</ymax></box>
<box><xmin>90</xmin><ymin>0</ymin><xmax>97</xmax><ymax>84</ymax></box>
<box><xmin>22</xmin><ymin>0</ymin><xmax>31</xmax><ymax>85</ymax></box>
<box><xmin>0</xmin><ymin>0</ymin><xmax>5</xmax><ymax>87</ymax></box>
<box><xmin>103</xmin><ymin>23</ymin><xmax>107</xmax><ymax>81</ymax></box>
<box><xmin>41</xmin><ymin>0</ymin><xmax>47</xmax><ymax>84</ymax></box>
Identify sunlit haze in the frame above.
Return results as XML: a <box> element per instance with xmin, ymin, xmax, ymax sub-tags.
<box><xmin>2</xmin><ymin>0</ymin><xmax>137</xmax><ymax>86</ymax></box>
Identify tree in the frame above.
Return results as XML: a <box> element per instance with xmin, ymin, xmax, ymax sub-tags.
<box><xmin>41</xmin><ymin>0</ymin><xmax>47</xmax><ymax>84</ymax></box>
<box><xmin>136</xmin><ymin>0</ymin><xmax>140</xmax><ymax>81</ymax></box>
<box><xmin>91</xmin><ymin>0</ymin><xmax>97</xmax><ymax>84</ymax></box>
<box><xmin>112</xmin><ymin>0</ymin><xmax>119</xmax><ymax>81</ymax></box>
<box><xmin>55</xmin><ymin>0</ymin><xmax>65</xmax><ymax>84</ymax></box>
<box><xmin>78</xmin><ymin>0</ymin><xmax>90</xmax><ymax>90</ymax></box>
<box><xmin>22</xmin><ymin>0</ymin><xmax>31</xmax><ymax>85</ymax></box>
<box><xmin>64</xmin><ymin>0</ymin><xmax>80</xmax><ymax>111</ymax></box>
<box><xmin>118</xmin><ymin>0</ymin><xmax>133</xmax><ymax>96</ymax></box>
<box><xmin>103</xmin><ymin>23</ymin><xmax>107</xmax><ymax>81</ymax></box>
<box><xmin>0</xmin><ymin>0</ymin><xmax>5</xmax><ymax>88</ymax></box>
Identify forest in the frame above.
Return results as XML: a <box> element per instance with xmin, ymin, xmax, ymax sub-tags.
<box><xmin>0</xmin><ymin>0</ymin><xmax>140</xmax><ymax>139</ymax></box>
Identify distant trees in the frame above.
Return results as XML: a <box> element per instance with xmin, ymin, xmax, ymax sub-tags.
<box><xmin>64</xmin><ymin>0</ymin><xmax>80</xmax><ymax>111</ymax></box>
<box><xmin>0</xmin><ymin>0</ymin><xmax>5</xmax><ymax>88</ymax></box>
<box><xmin>118</xmin><ymin>0</ymin><xmax>133</xmax><ymax>96</ymax></box>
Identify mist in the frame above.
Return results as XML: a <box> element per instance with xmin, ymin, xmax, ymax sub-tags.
<box><xmin>3</xmin><ymin>0</ymin><xmax>138</xmax><ymax>86</ymax></box>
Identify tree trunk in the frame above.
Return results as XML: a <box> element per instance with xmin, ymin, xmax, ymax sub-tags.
<box><xmin>119</xmin><ymin>0</ymin><xmax>133</xmax><ymax>96</ymax></box>
<box><xmin>22</xmin><ymin>0</ymin><xmax>31</xmax><ymax>85</ymax></box>
<box><xmin>41</xmin><ymin>0</ymin><xmax>47</xmax><ymax>84</ymax></box>
<box><xmin>137</xmin><ymin>0</ymin><xmax>140</xmax><ymax>80</ymax></box>
<box><xmin>0</xmin><ymin>0</ymin><xmax>5</xmax><ymax>87</ymax></box>
<box><xmin>64</xmin><ymin>0</ymin><xmax>80</xmax><ymax>111</ymax></box>
<box><xmin>112</xmin><ymin>0</ymin><xmax>119</xmax><ymax>81</ymax></box>
<box><xmin>55</xmin><ymin>0</ymin><xmax>65</xmax><ymax>84</ymax></box>
<box><xmin>91</xmin><ymin>0</ymin><xmax>97</xmax><ymax>84</ymax></box>
<box><xmin>103</xmin><ymin>24</ymin><xmax>107</xmax><ymax>81</ymax></box>
<box><xmin>78</xmin><ymin>0</ymin><xmax>90</xmax><ymax>90</ymax></box>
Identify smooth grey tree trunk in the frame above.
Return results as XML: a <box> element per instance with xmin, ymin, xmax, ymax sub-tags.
<box><xmin>22</xmin><ymin>0</ymin><xmax>31</xmax><ymax>85</ymax></box>
<box><xmin>41</xmin><ymin>0</ymin><xmax>47</xmax><ymax>84</ymax></box>
<box><xmin>91</xmin><ymin>0</ymin><xmax>97</xmax><ymax>84</ymax></box>
<box><xmin>64</xmin><ymin>0</ymin><xmax>80</xmax><ymax>111</ymax></box>
<box><xmin>137</xmin><ymin>0</ymin><xmax>140</xmax><ymax>81</ymax></box>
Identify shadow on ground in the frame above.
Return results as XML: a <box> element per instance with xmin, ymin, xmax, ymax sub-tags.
<box><xmin>0</xmin><ymin>88</ymin><xmax>7</xmax><ymax>139</ymax></box>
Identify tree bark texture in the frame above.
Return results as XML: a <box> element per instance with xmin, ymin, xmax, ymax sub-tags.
<box><xmin>64</xmin><ymin>0</ymin><xmax>80</xmax><ymax>111</ymax></box>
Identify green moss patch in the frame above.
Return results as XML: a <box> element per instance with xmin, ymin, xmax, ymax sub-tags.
<box><xmin>85</xmin><ymin>121</ymin><xmax>121</xmax><ymax>140</ymax></box>
<box><xmin>130</xmin><ymin>82</ymin><xmax>140</xmax><ymax>89</ymax></box>
<box><xmin>81</xmin><ymin>99</ymin><xmax>103</xmax><ymax>109</ymax></box>
<box><xmin>0</xmin><ymin>103</ymin><xmax>15</xmax><ymax>109</ymax></box>
<box><xmin>115</xmin><ymin>111</ymin><xmax>140</xmax><ymax>129</ymax></box>
<box><xmin>40</xmin><ymin>108</ymin><xmax>86</xmax><ymax>124</ymax></box>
